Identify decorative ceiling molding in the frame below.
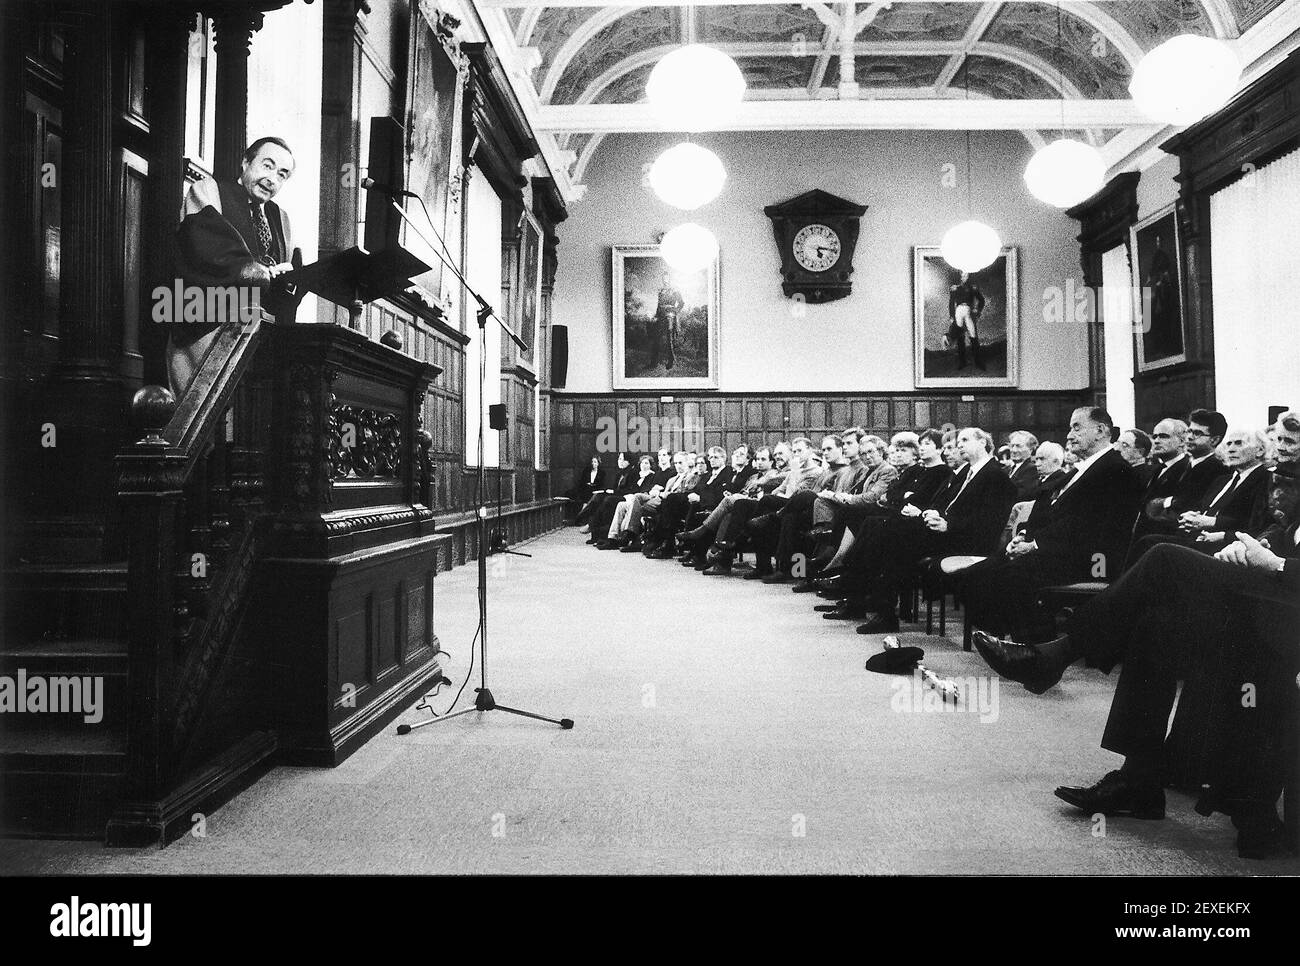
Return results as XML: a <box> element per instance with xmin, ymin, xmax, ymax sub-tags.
<box><xmin>538</xmin><ymin>97</ymin><xmax>1158</xmax><ymax>132</ymax></box>
<box><xmin>465</xmin><ymin>0</ymin><xmax>1294</xmax><ymax>204</ymax></box>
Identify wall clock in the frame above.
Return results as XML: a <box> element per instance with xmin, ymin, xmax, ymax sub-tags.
<box><xmin>764</xmin><ymin>189</ymin><xmax>867</xmax><ymax>304</ymax></box>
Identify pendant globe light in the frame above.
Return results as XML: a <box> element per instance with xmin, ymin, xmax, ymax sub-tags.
<box><xmin>649</xmin><ymin>141</ymin><xmax>727</xmax><ymax>210</ymax></box>
<box><xmin>646</xmin><ymin>45</ymin><xmax>745</xmax><ymax>133</ymax></box>
<box><xmin>1022</xmin><ymin>6</ymin><xmax>1106</xmax><ymax>208</ymax></box>
<box><xmin>1129</xmin><ymin>34</ymin><xmax>1240</xmax><ymax>127</ymax></box>
<box><xmin>1024</xmin><ymin>137</ymin><xmax>1106</xmax><ymax>207</ymax></box>
<box><xmin>941</xmin><ymin>67</ymin><xmax>1001</xmax><ymax>275</ymax></box>
<box><xmin>941</xmin><ymin>220</ymin><xmax>1003</xmax><ymax>274</ymax></box>
<box><xmin>646</xmin><ymin>7</ymin><xmax>745</xmax><ymax>134</ymax></box>
<box><xmin>660</xmin><ymin>223</ymin><xmax>719</xmax><ymax>273</ymax></box>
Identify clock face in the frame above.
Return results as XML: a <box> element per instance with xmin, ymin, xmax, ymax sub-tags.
<box><xmin>792</xmin><ymin>223</ymin><xmax>841</xmax><ymax>273</ymax></box>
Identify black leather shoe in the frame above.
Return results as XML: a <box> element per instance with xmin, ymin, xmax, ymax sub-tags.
<box><xmin>1053</xmin><ymin>770</ymin><xmax>1166</xmax><ymax>819</ymax></box>
<box><xmin>855</xmin><ymin>613</ymin><xmax>900</xmax><ymax>634</ymax></box>
<box><xmin>742</xmin><ymin>567</ymin><xmax>772</xmax><ymax>580</ymax></box>
<box><xmin>1235</xmin><ymin>814</ymin><xmax>1292</xmax><ymax>860</ymax></box>
<box><xmin>760</xmin><ymin>571</ymin><xmax>791</xmax><ymax>584</ymax></box>
<box><xmin>813</xmin><ymin>601</ymin><xmax>845</xmax><ymax>612</ymax></box>
<box><xmin>825</xmin><ymin>603</ymin><xmax>868</xmax><ymax>620</ymax></box>
<box><xmin>702</xmin><ymin>562</ymin><xmax>732</xmax><ymax>576</ymax></box>
<box><xmin>619</xmin><ymin>538</ymin><xmax>643</xmax><ymax>553</ymax></box>
<box><xmin>971</xmin><ymin>629</ymin><xmax>1064</xmax><ymax>695</ymax></box>
<box><xmin>790</xmin><ymin>581</ymin><xmax>819</xmax><ymax>593</ymax></box>
<box><xmin>649</xmin><ymin>546</ymin><xmax>675</xmax><ymax>560</ymax></box>
<box><xmin>807</xmin><ymin>524</ymin><xmax>834</xmax><ymax>538</ymax></box>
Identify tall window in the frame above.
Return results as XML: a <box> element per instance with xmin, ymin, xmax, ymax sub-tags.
<box><xmin>1211</xmin><ymin>147</ymin><xmax>1300</xmax><ymax>424</ymax></box>
<box><xmin>184</xmin><ymin>15</ymin><xmax>216</xmax><ymax>177</ymax></box>
<box><xmin>464</xmin><ymin>172</ymin><xmax>502</xmax><ymax>467</ymax></box>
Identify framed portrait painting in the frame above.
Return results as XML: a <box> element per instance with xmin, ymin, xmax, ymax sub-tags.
<box><xmin>1129</xmin><ymin>204</ymin><xmax>1186</xmax><ymax>372</ymax></box>
<box><xmin>516</xmin><ymin>209</ymin><xmax>542</xmax><ymax>373</ymax></box>
<box><xmin>913</xmin><ymin>246</ymin><xmax>1018</xmax><ymax>388</ymax></box>
<box><xmin>403</xmin><ymin>1</ymin><xmax>464</xmax><ymax>309</ymax></box>
<box><xmin>611</xmin><ymin>244</ymin><xmax>719</xmax><ymax>390</ymax></box>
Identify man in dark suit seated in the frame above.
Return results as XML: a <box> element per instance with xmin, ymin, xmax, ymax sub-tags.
<box><xmin>758</xmin><ymin>434</ymin><xmax>856</xmax><ymax>583</ymax></box>
<box><xmin>647</xmin><ymin>447</ymin><xmax>734</xmax><ymax>558</ymax></box>
<box><xmin>1117</xmin><ymin>428</ymin><xmax>1154</xmax><ymax>486</ymax></box>
<box><xmin>1006</xmin><ymin>431</ymin><xmax>1041</xmax><ymax>500</ymax></box>
<box><xmin>970</xmin><ymin>533</ymin><xmax>1300</xmax><ymax>860</ymax></box>
<box><xmin>1136</xmin><ymin>410</ymin><xmax>1228</xmax><ymax>543</ymax></box>
<box><xmin>1130</xmin><ymin>418</ymin><xmax>1190</xmax><ymax>542</ymax></box>
<box><xmin>677</xmin><ymin>445</ymin><xmax>756</xmax><ymax>567</ymax></box>
<box><xmin>823</xmin><ymin>427</ymin><xmax>1017</xmax><ymax>632</ymax></box>
<box><xmin>958</xmin><ymin>407</ymin><xmax>1142</xmax><ymax>644</ymax></box>
<box><xmin>1126</xmin><ymin>425</ymin><xmax>1274</xmax><ymax>564</ymax></box>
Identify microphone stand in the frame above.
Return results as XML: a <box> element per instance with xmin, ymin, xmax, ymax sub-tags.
<box><xmin>386</xmin><ymin>198</ymin><xmax>571</xmax><ymax>732</ymax></box>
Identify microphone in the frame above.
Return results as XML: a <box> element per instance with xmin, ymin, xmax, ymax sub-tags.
<box><xmin>360</xmin><ymin>176</ymin><xmax>417</xmax><ymax>198</ymax></box>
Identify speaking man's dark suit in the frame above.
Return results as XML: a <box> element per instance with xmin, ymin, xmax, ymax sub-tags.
<box><xmin>848</xmin><ymin>458</ymin><xmax>1018</xmax><ymax>618</ymax></box>
<box><xmin>1008</xmin><ymin>459</ymin><xmax>1039</xmax><ymax>500</ymax></box>
<box><xmin>1067</xmin><ymin>533</ymin><xmax>1300</xmax><ymax>811</ymax></box>
<box><xmin>960</xmin><ymin>447</ymin><xmax>1142</xmax><ymax>641</ymax></box>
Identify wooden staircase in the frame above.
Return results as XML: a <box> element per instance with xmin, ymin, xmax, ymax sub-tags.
<box><xmin>1</xmin><ymin>564</ymin><xmax>130</xmax><ymax>837</ymax></box>
<box><xmin>3</xmin><ymin>310</ymin><xmax>449</xmax><ymax>845</ymax></box>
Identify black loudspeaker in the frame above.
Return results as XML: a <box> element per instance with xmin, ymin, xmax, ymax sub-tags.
<box><xmin>551</xmin><ymin>324</ymin><xmax>568</xmax><ymax>389</ymax></box>
<box><xmin>488</xmin><ymin>404</ymin><xmax>508</xmax><ymax>431</ymax></box>
<box><xmin>364</xmin><ymin>117</ymin><xmax>403</xmax><ymax>253</ymax></box>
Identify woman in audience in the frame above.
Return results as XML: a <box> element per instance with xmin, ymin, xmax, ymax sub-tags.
<box><xmin>578</xmin><ymin>452</ymin><xmax>630</xmax><ymax>531</ymax></box>
<box><xmin>564</xmin><ymin>454</ymin><xmax>606</xmax><ymax>523</ymax></box>
<box><xmin>582</xmin><ymin>452</ymin><xmax>641</xmax><ymax>541</ymax></box>
<box><xmin>599</xmin><ymin>453</ymin><xmax>664</xmax><ymax>548</ymax></box>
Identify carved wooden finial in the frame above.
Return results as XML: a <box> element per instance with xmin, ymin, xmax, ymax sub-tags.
<box><xmin>131</xmin><ymin>385</ymin><xmax>176</xmax><ymax>447</ymax></box>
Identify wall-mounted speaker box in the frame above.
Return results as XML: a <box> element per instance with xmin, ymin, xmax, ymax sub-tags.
<box><xmin>364</xmin><ymin>117</ymin><xmax>403</xmax><ymax>253</ymax></box>
<box><xmin>551</xmin><ymin>324</ymin><xmax>569</xmax><ymax>389</ymax></box>
<box><xmin>488</xmin><ymin>403</ymin><xmax>508</xmax><ymax>431</ymax></box>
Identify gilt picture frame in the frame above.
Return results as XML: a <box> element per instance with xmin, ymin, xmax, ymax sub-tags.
<box><xmin>611</xmin><ymin>244</ymin><xmax>720</xmax><ymax>390</ymax></box>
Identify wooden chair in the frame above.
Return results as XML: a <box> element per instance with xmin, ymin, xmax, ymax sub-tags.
<box><xmin>921</xmin><ymin>555</ymin><xmax>986</xmax><ymax>650</ymax></box>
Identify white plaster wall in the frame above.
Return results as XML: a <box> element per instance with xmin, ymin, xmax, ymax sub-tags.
<box><xmin>554</xmin><ymin>129</ymin><xmax>1089</xmax><ymax>393</ymax></box>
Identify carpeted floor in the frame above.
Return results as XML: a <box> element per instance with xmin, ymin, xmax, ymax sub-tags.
<box><xmin>3</xmin><ymin>527</ymin><xmax>1296</xmax><ymax>875</ymax></box>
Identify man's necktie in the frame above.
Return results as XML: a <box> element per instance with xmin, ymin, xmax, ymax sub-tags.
<box><xmin>252</xmin><ymin>203</ymin><xmax>273</xmax><ymax>260</ymax></box>
<box><xmin>1207</xmin><ymin>471</ymin><xmax>1242</xmax><ymax>512</ymax></box>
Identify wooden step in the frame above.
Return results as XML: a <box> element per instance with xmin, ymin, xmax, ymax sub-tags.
<box><xmin>3</xmin><ymin>562</ymin><xmax>128</xmax><ymax>645</ymax></box>
<box><xmin>0</xmin><ymin>639</ymin><xmax>129</xmax><ymax>733</ymax></box>
<box><xmin>0</xmin><ymin>730</ymin><xmax>126</xmax><ymax>839</ymax></box>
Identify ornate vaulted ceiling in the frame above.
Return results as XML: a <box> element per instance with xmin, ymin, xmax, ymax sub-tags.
<box><xmin>466</xmin><ymin>0</ymin><xmax>1295</xmax><ymax>197</ymax></box>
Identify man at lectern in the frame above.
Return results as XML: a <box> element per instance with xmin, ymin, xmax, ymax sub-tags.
<box><xmin>167</xmin><ymin>136</ymin><xmax>297</xmax><ymax>395</ymax></box>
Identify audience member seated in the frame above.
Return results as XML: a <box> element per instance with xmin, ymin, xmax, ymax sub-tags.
<box><xmin>958</xmin><ymin>407</ymin><xmax>1142</xmax><ymax>644</ymax></box>
<box><xmin>1137</xmin><ymin>410</ymin><xmax>1228</xmax><ymax>543</ymax></box>
<box><xmin>757</xmin><ymin>432</ymin><xmax>858</xmax><ymax>583</ymax></box>
<box><xmin>732</xmin><ymin>439</ymin><xmax>824</xmax><ymax>579</ymax></box>
<box><xmin>588</xmin><ymin>453</ymin><xmax>653</xmax><ymax>545</ymax></box>
<box><xmin>970</xmin><ymin>533</ymin><xmax>1299</xmax><ymax>860</ymax></box>
<box><xmin>1117</xmin><ymin>427</ymin><xmax>1154</xmax><ymax>486</ymax></box>
<box><xmin>1005</xmin><ymin>430</ymin><xmax>1041</xmax><ymax>499</ymax></box>
<box><xmin>1125</xmin><ymin>425</ymin><xmax>1273</xmax><ymax>564</ymax></box>
<box><xmin>562</xmin><ymin>455</ymin><xmax>607</xmax><ymax>522</ymax></box>
<box><xmin>616</xmin><ymin>450</ymin><xmax>692</xmax><ymax>552</ymax></box>
<box><xmin>675</xmin><ymin>445</ymin><xmax>761</xmax><ymax>567</ymax></box>
<box><xmin>640</xmin><ymin>452</ymin><xmax>712</xmax><ymax>556</ymax></box>
<box><xmin>578</xmin><ymin>452</ymin><xmax>636</xmax><ymax>536</ymax></box>
<box><xmin>795</xmin><ymin>433</ymin><xmax>899</xmax><ymax>587</ymax></box>
<box><xmin>648</xmin><ymin>445</ymin><xmax>744</xmax><ymax>561</ymax></box>
<box><xmin>822</xmin><ymin>427</ymin><xmax>1016</xmax><ymax>631</ymax></box>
